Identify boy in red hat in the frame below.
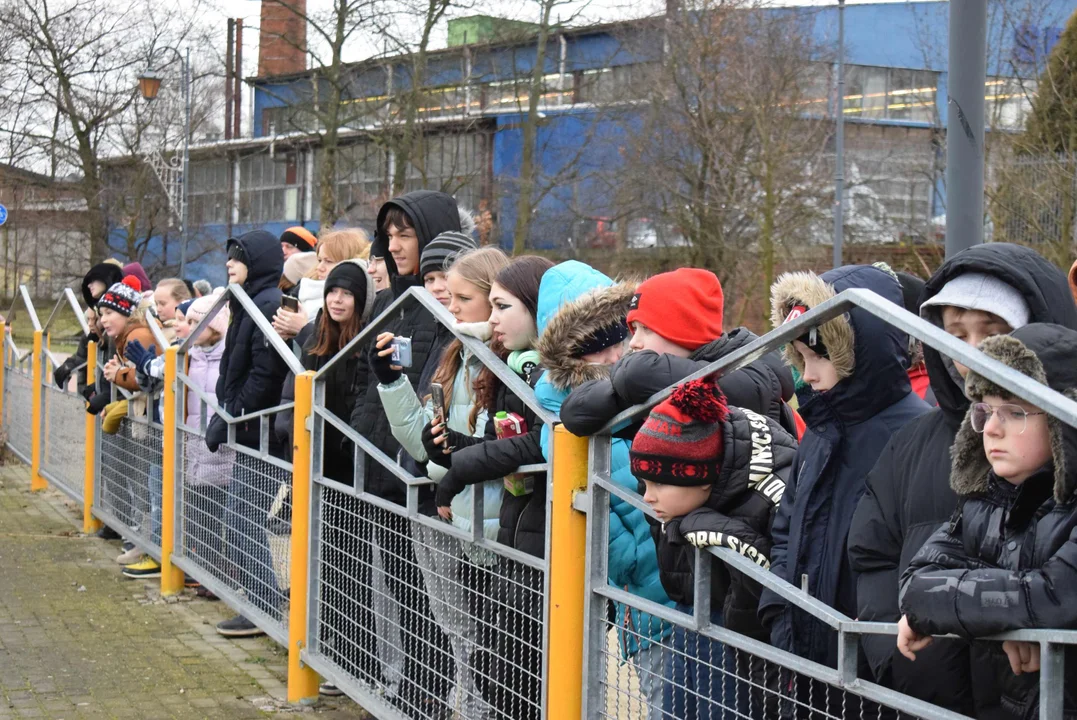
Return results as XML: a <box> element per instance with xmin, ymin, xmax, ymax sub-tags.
<box><xmin>561</xmin><ymin>267</ymin><xmax>798</xmax><ymax>439</ymax></box>
<box><xmin>633</xmin><ymin>377</ymin><xmax>797</xmax><ymax>719</ymax></box>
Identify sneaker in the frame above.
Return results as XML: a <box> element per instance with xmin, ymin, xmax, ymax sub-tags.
<box><xmin>319</xmin><ymin>683</ymin><xmax>345</xmax><ymax>697</ymax></box>
<box><xmin>121</xmin><ymin>557</ymin><xmax>161</xmax><ymax>579</ymax></box>
<box><xmin>121</xmin><ymin>540</ymin><xmax>135</xmax><ymax>551</ymax></box>
<box><xmin>216</xmin><ymin>615</ymin><xmax>264</xmax><ymax>638</ymax></box>
<box><xmin>116</xmin><ymin>544</ymin><xmax>143</xmax><ymax>565</ymax></box>
<box><xmin>93</xmin><ymin>525</ymin><xmax>121</xmax><ymax>540</ymax></box>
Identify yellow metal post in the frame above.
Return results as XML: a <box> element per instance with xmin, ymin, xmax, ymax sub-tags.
<box><xmin>160</xmin><ymin>347</ymin><xmax>184</xmax><ymax>595</ymax></box>
<box><xmin>0</xmin><ymin>321</ymin><xmax>6</xmax><ymax>429</ymax></box>
<box><xmin>83</xmin><ymin>340</ymin><xmax>101</xmax><ymax>534</ymax></box>
<box><xmin>288</xmin><ymin>371</ymin><xmax>320</xmax><ymax>702</ymax></box>
<box><xmin>548</xmin><ymin>424</ymin><xmax>589</xmax><ymax>718</ymax></box>
<box><xmin>30</xmin><ymin>329</ymin><xmax>46</xmax><ymax>491</ymax></box>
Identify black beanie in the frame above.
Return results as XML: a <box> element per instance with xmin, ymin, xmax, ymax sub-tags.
<box><xmin>227</xmin><ymin>240</ymin><xmax>249</xmax><ymax>266</ymax></box>
<box><xmin>574</xmin><ymin>321</ymin><xmax>629</xmax><ymax>358</ymax></box>
<box><xmin>324</xmin><ymin>261</ymin><xmax>372</xmax><ymax>323</ymax></box>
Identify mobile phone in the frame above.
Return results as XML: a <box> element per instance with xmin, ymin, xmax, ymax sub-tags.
<box><xmin>390</xmin><ymin>336</ymin><xmax>413</xmax><ymax>367</ymax></box>
<box><xmin>280</xmin><ymin>295</ymin><xmax>300</xmax><ymax>312</ymax></box>
<box><xmin>431</xmin><ymin>382</ymin><xmax>448</xmax><ymax>424</ymax></box>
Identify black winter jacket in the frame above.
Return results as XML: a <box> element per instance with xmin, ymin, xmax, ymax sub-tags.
<box><xmin>440</xmin><ymin>365</ymin><xmax>547</xmax><ymax>557</ymax></box>
<box><xmin>848</xmin><ymin>244</ymin><xmax>1077</xmax><ymax>715</ymax></box>
<box><xmin>208</xmin><ymin>230</ymin><xmax>288</xmax><ymax>452</ymax></box>
<box><xmin>349</xmin><ymin>191</ymin><xmax>462</xmax><ymax>506</ymax></box>
<box><xmin>561</xmin><ymin>327</ymin><xmax>796</xmax><ymax>439</ymax></box>
<box><xmin>901</xmin><ymin>323</ymin><xmax>1077</xmax><ymax>719</ymax></box>
<box><xmin>758</xmin><ymin>265</ymin><xmax>930</xmax><ymax>667</ymax></box>
<box><xmin>653</xmin><ymin>406</ymin><xmax>796</xmax><ymax>640</ymax></box>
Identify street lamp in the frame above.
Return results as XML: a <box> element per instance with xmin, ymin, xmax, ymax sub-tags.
<box><xmin>138</xmin><ymin>47</ymin><xmax>191</xmax><ymax>280</ymax></box>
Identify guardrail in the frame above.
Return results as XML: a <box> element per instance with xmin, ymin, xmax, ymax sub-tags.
<box><xmin>4</xmin><ymin>280</ymin><xmax>1073</xmax><ymax>719</ymax></box>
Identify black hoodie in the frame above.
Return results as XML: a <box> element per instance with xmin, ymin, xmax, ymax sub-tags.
<box><xmin>55</xmin><ymin>263</ymin><xmax>125</xmax><ymax>392</ymax></box>
<box><xmin>207</xmin><ymin>230</ymin><xmax>287</xmax><ymax>451</ymax></box>
<box><xmin>350</xmin><ymin>190</ymin><xmax>461</xmax><ymax>504</ymax></box>
<box><xmin>848</xmin><ymin>243</ymin><xmax>1077</xmax><ymax>715</ymax></box>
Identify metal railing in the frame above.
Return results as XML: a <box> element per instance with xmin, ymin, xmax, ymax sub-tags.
<box><xmin>583</xmin><ymin>287</ymin><xmax>1077</xmax><ymax>720</ymax></box>
<box><xmin>4</xmin><ymin>279</ymin><xmax>1076</xmax><ymax>719</ymax></box>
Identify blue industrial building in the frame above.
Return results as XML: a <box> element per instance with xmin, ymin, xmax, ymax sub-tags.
<box><xmin>114</xmin><ymin>0</ymin><xmax>1077</xmax><ymax>283</ymax></box>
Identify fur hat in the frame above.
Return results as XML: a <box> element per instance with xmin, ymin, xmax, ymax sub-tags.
<box><xmin>185</xmin><ymin>292</ymin><xmax>230</xmax><ymax>338</ymax></box>
<box><xmin>951</xmin><ymin>323</ymin><xmax>1077</xmax><ymax>502</ymax></box>
<box><xmin>630</xmin><ymin>378</ymin><xmax>729</xmax><ymax>486</ymax></box>
<box><xmin>771</xmin><ymin>271</ymin><xmax>856</xmax><ymax>380</ymax></box>
<box><xmin>97</xmin><ymin>276</ymin><xmax>144</xmax><ymax>318</ymax></box>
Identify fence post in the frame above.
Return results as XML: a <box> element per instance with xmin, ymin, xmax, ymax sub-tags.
<box><xmin>83</xmin><ymin>340</ymin><xmax>102</xmax><ymax>534</ymax></box>
<box><xmin>30</xmin><ymin>329</ymin><xmax>46</xmax><ymax>491</ymax></box>
<box><xmin>548</xmin><ymin>424</ymin><xmax>589</xmax><ymax>718</ymax></box>
<box><xmin>160</xmin><ymin>346</ymin><xmax>185</xmax><ymax>595</ymax></box>
<box><xmin>288</xmin><ymin>370</ymin><xmax>320</xmax><ymax>702</ymax></box>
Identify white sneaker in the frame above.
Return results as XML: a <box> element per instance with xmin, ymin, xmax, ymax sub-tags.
<box><xmin>116</xmin><ymin>545</ymin><xmax>143</xmax><ymax>565</ymax></box>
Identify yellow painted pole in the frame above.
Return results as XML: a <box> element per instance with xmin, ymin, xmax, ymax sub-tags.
<box><xmin>30</xmin><ymin>329</ymin><xmax>46</xmax><ymax>491</ymax></box>
<box><xmin>160</xmin><ymin>346</ymin><xmax>184</xmax><ymax>595</ymax></box>
<box><xmin>0</xmin><ymin>320</ymin><xmax>6</xmax><ymax>430</ymax></box>
<box><xmin>547</xmin><ymin>424</ymin><xmax>589</xmax><ymax>718</ymax></box>
<box><xmin>288</xmin><ymin>371</ymin><xmax>320</xmax><ymax>702</ymax></box>
<box><xmin>83</xmin><ymin>340</ymin><xmax>101</xmax><ymax>534</ymax></box>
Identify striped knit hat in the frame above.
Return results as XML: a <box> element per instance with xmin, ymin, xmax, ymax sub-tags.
<box><xmin>97</xmin><ymin>276</ymin><xmax>144</xmax><ymax>318</ymax></box>
<box><xmin>419</xmin><ymin>231</ymin><xmax>478</xmax><ymax>278</ymax></box>
<box><xmin>630</xmin><ymin>378</ymin><xmax>728</xmax><ymax>486</ymax></box>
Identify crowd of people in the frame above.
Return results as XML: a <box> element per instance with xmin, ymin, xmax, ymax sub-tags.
<box><xmin>55</xmin><ymin>187</ymin><xmax>1077</xmax><ymax>719</ymax></box>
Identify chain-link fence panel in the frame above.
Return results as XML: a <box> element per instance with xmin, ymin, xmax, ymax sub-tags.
<box><xmin>95</xmin><ymin>413</ymin><xmax>163</xmax><ymax>556</ymax></box>
<box><xmin>174</xmin><ymin>424</ymin><xmax>292</xmax><ymax>640</ymax></box>
<box><xmin>5</xmin><ymin>368</ymin><xmax>34</xmax><ymax>464</ymax></box>
<box><xmin>307</xmin><ymin>485</ymin><xmax>547</xmax><ymax>720</ymax></box>
<box><xmin>41</xmin><ymin>382</ymin><xmax>87</xmax><ymax>502</ymax></box>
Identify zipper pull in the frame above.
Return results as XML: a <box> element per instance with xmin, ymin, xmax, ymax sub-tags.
<box><xmin>801</xmin><ymin>574</ymin><xmax>810</xmax><ymax>595</ymax></box>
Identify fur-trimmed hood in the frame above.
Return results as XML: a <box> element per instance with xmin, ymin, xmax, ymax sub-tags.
<box><xmin>537</xmin><ymin>280</ymin><xmax>635</xmax><ymax>392</ymax></box>
<box><xmin>950</xmin><ymin>323</ymin><xmax>1077</xmax><ymax>503</ymax></box>
<box><xmin>770</xmin><ymin>264</ymin><xmax>912</xmax><ymax>425</ymax></box>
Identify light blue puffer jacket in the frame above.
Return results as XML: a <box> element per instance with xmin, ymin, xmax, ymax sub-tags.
<box><xmin>533</xmin><ymin>260</ymin><xmax>675</xmax><ymax>657</ymax></box>
<box><xmin>377</xmin><ymin>322</ymin><xmax>501</xmax><ymax>559</ymax></box>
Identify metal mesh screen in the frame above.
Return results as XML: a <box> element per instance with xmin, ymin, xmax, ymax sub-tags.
<box><xmin>176</xmin><ymin>425</ymin><xmax>291</xmax><ymax>635</ymax></box>
<box><xmin>311</xmin><ymin>485</ymin><xmax>547</xmax><ymax>720</ymax></box>
<box><xmin>6</xmin><ymin>369</ymin><xmax>34</xmax><ymax>461</ymax></box>
<box><xmin>597</xmin><ymin>606</ymin><xmax>925</xmax><ymax>720</ymax></box>
<box><xmin>96</xmin><ymin>414</ymin><xmax>163</xmax><ymax>555</ymax></box>
<box><xmin>41</xmin><ymin>383</ymin><xmax>86</xmax><ymax>501</ymax></box>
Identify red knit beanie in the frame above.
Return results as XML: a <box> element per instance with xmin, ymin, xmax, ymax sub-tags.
<box><xmin>626</xmin><ymin>268</ymin><xmax>724</xmax><ymax>351</ymax></box>
<box><xmin>629</xmin><ymin>378</ymin><xmax>728</xmax><ymax>486</ymax></box>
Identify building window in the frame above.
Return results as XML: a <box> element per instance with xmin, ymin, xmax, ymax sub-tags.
<box><xmin>987</xmin><ymin>77</ymin><xmax>1035</xmax><ymax>130</ymax></box>
<box><xmin>483</xmin><ymin>73</ymin><xmax>574</xmax><ymax>111</ymax></box>
<box><xmin>575</xmin><ymin>65</ymin><xmax>647</xmax><ymax>104</ymax></box>
<box><xmin>312</xmin><ymin>142</ymin><xmax>388</xmax><ymax>227</ymax></box>
<box><xmin>238</xmin><ymin>151</ymin><xmax>302</xmax><ymax>224</ymax></box>
<box><xmin>188</xmin><ymin>159</ymin><xmax>230</xmax><ymax>226</ymax></box>
<box><xmin>262</xmin><ymin>104</ymin><xmax>319</xmax><ymax>135</ymax></box>
<box><xmin>843</xmin><ymin>66</ymin><xmax>937</xmax><ymax>123</ymax></box>
<box><xmin>402</xmin><ymin>132</ymin><xmax>489</xmax><ymax>212</ymax></box>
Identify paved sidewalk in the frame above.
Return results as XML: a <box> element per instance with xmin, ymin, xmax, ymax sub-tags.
<box><xmin>0</xmin><ymin>463</ymin><xmax>364</xmax><ymax>719</ymax></box>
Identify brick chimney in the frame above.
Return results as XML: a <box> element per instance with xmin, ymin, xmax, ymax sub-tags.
<box><xmin>258</xmin><ymin>0</ymin><xmax>307</xmax><ymax>77</ymax></box>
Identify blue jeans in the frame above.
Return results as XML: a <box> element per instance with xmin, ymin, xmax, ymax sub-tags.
<box><xmin>223</xmin><ymin>453</ymin><xmax>285</xmax><ymax>618</ymax></box>
<box><xmin>663</xmin><ymin>606</ymin><xmax>751</xmax><ymax>720</ymax></box>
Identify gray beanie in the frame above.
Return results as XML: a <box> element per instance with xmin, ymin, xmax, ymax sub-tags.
<box><xmin>419</xmin><ymin>231</ymin><xmax>478</xmax><ymax>278</ymax></box>
<box><xmin>920</xmin><ymin>273</ymin><xmax>1030</xmax><ymax>331</ymax></box>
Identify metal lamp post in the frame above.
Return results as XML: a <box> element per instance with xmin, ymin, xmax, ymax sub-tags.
<box><xmin>138</xmin><ymin>47</ymin><xmax>192</xmax><ymax>280</ymax></box>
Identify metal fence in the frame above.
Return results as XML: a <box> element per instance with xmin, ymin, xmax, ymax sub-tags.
<box><xmin>5</xmin><ymin>279</ymin><xmax>1077</xmax><ymax>719</ymax></box>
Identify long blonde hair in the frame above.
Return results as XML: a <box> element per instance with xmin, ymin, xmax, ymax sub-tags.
<box><xmin>156</xmin><ymin>278</ymin><xmax>191</xmax><ymax>303</ymax></box>
<box><xmin>306</xmin><ymin>228</ymin><xmax>371</xmax><ymax>280</ymax></box>
<box><xmin>430</xmin><ymin>247</ymin><xmax>510</xmax><ymax>432</ymax></box>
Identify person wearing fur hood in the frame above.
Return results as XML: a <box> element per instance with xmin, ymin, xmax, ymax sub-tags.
<box><xmin>534</xmin><ymin>260</ymin><xmax>675</xmax><ymax>719</ymax></box>
<box><xmin>900</xmin><ymin>324</ymin><xmax>1077</xmax><ymax>719</ymax></box>
<box><xmin>757</xmin><ymin>265</ymin><xmax>930</xmax><ymax>679</ymax></box>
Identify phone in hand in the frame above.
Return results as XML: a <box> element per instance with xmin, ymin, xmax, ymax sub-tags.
<box><xmin>390</xmin><ymin>336</ymin><xmax>413</xmax><ymax>367</ymax></box>
<box><xmin>431</xmin><ymin>382</ymin><xmax>448</xmax><ymax>424</ymax></box>
<box><xmin>280</xmin><ymin>295</ymin><xmax>300</xmax><ymax>312</ymax></box>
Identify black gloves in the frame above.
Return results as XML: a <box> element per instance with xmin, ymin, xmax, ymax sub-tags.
<box><xmin>435</xmin><ymin>469</ymin><xmax>467</xmax><ymax>509</ymax></box>
<box><xmin>54</xmin><ymin>361</ymin><xmax>73</xmax><ymax>390</ymax></box>
<box><xmin>124</xmin><ymin>339</ymin><xmax>157</xmax><ymax>377</ymax></box>
<box><xmin>81</xmin><ymin>383</ymin><xmax>96</xmax><ymax>402</ymax></box>
<box><xmin>421</xmin><ymin>421</ymin><xmax>483</xmax><ymax>469</ymax></box>
<box><xmin>370</xmin><ymin>342</ymin><xmax>402</xmax><ymax>386</ymax></box>
<box><xmin>206</xmin><ymin>415</ymin><xmax>228</xmax><ymax>453</ymax></box>
<box><xmin>86</xmin><ymin>391</ymin><xmax>110</xmax><ymax>416</ymax></box>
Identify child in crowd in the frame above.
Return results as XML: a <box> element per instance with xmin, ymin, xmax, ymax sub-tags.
<box><xmin>379</xmin><ymin>245</ymin><xmax>507</xmax><ymax>718</ymax></box>
<box><xmin>560</xmin><ymin>267</ymin><xmax>797</xmax><ymax>440</ymax></box>
<box><xmin>206</xmin><ymin>230</ymin><xmax>288</xmax><ymax>638</ymax></box>
<box><xmin>153</xmin><ymin>278</ymin><xmax>191</xmax><ymax>342</ymax></box>
<box><xmin>55</xmin><ymin>262</ymin><xmax>123</xmax><ymax>392</ymax></box>
<box><xmin>432</xmin><ymin>254</ymin><xmax>553</xmax><ymax>720</ymax></box>
<box><xmin>759</xmin><ymin>265</ymin><xmax>928</xmax><ymax>698</ymax></box>
<box><xmin>634</xmin><ymin>378</ymin><xmax>796</xmax><ymax>720</ymax></box>
<box><xmin>898</xmin><ymin>323</ymin><xmax>1077</xmax><ymax>719</ymax></box>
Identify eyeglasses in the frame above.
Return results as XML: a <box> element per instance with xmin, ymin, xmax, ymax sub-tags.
<box><xmin>970</xmin><ymin>402</ymin><xmax>1048</xmax><ymax>434</ymax></box>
